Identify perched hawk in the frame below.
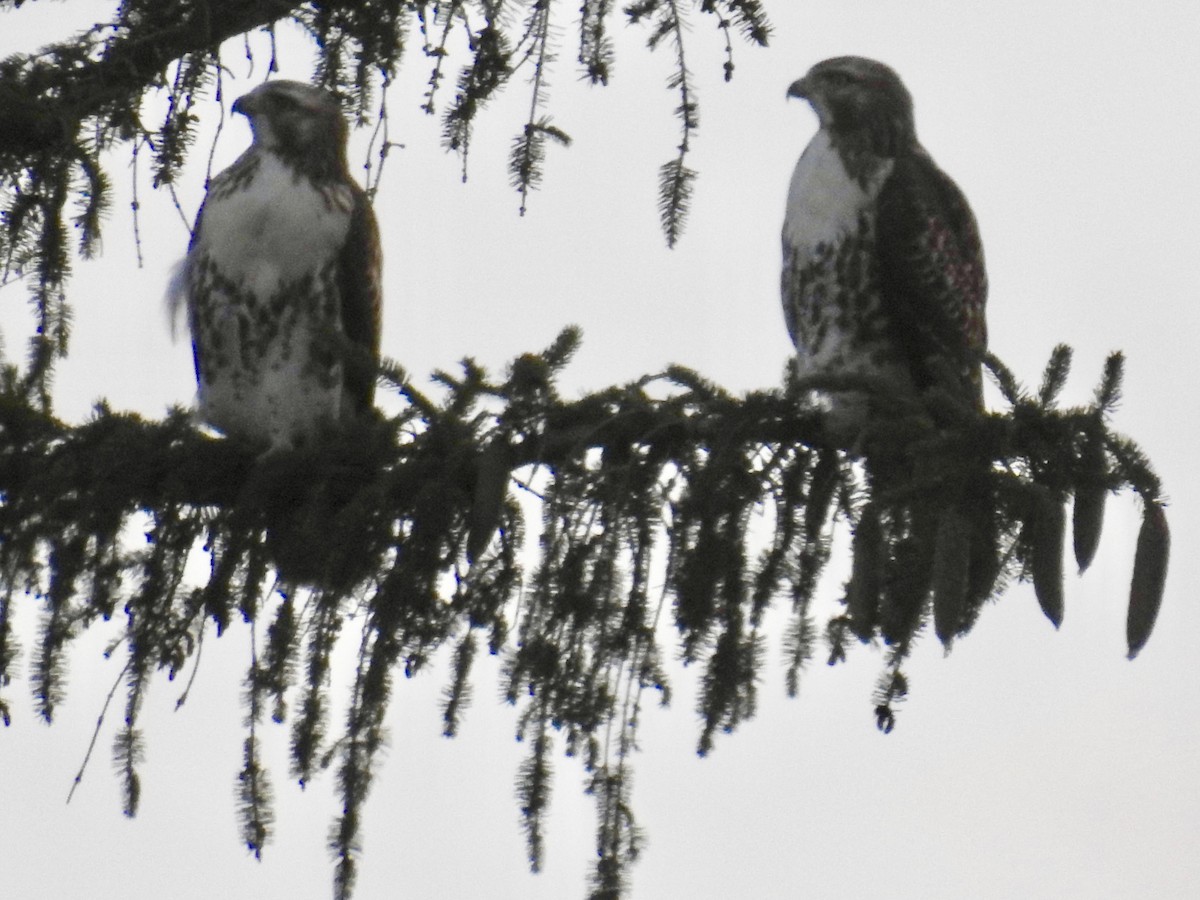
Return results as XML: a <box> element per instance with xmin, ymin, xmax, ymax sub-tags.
<box><xmin>172</xmin><ymin>80</ymin><xmax>382</xmax><ymax>450</ymax></box>
<box><xmin>782</xmin><ymin>57</ymin><xmax>987</xmax><ymax>438</ymax></box>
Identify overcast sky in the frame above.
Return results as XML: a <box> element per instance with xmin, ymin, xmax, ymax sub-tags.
<box><xmin>2</xmin><ymin>2</ymin><xmax>1198</xmax><ymax>898</ymax></box>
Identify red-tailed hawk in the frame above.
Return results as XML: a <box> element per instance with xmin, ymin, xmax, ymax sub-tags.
<box><xmin>782</xmin><ymin>57</ymin><xmax>987</xmax><ymax>439</ymax></box>
<box><xmin>172</xmin><ymin>80</ymin><xmax>382</xmax><ymax>450</ymax></box>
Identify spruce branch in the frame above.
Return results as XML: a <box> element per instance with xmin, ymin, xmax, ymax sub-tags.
<box><xmin>578</xmin><ymin>0</ymin><xmax>614</xmax><ymax>84</ymax></box>
<box><xmin>0</xmin><ymin>333</ymin><xmax>1170</xmax><ymax>899</ymax></box>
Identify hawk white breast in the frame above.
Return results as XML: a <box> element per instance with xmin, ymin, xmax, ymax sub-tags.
<box><xmin>174</xmin><ymin>80</ymin><xmax>382</xmax><ymax>450</ymax></box>
<box><xmin>781</xmin><ymin>57</ymin><xmax>987</xmax><ymax>438</ymax></box>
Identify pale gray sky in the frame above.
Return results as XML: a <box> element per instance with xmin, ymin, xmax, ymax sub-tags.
<box><xmin>2</xmin><ymin>2</ymin><xmax>1198</xmax><ymax>898</ymax></box>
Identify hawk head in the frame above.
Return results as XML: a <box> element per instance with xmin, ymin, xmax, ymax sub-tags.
<box><xmin>232</xmin><ymin>80</ymin><xmax>349</xmax><ymax>170</ymax></box>
<box><xmin>787</xmin><ymin>57</ymin><xmax>915</xmax><ymax>156</ymax></box>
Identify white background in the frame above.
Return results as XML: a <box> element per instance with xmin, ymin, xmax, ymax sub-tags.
<box><xmin>2</xmin><ymin>2</ymin><xmax>1198</xmax><ymax>898</ymax></box>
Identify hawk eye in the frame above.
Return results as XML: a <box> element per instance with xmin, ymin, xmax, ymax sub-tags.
<box><xmin>825</xmin><ymin>71</ymin><xmax>853</xmax><ymax>88</ymax></box>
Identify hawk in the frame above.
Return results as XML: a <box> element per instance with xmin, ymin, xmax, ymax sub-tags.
<box><xmin>171</xmin><ymin>80</ymin><xmax>382</xmax><ymax>450</ymax></box>
<box><xmin>782</xmin><ymin>56</ymin><xmax>987</xmax><ymax>439</ymax></box>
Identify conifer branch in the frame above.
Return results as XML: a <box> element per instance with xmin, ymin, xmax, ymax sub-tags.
<box><xmin>578</xmin><ymin>0</ymin><xmax>614</xmax><ymax>84</ymax></box>
<box><xmin>0</xmin><ymin>330</ymin><xmax>1170</xmax><ymax>898</ymax></box>
<box><xmin>509</xmin><ymin>1</ymin><xmax>573</xmax><ymax>214</ymax></box>
<box><xmin>66</xmin><ymin>658</ymin><xmax>132</xmax><ymax>804</ymax></box>
<box><xmin>239</xmin><ymin>625</ymin><xmax>275</xmax><ymax>858</ymax></box>
<box><xmin>635</xmin><ymin>0</ymin><xmax>699</xmax><ymax>246</ymax></box>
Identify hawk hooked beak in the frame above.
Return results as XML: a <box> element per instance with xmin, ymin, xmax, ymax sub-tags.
<box><xmin>786</xmin><ymin>77</ymin><xmax>810</xmax><ymax>100</ymax></box>
<box><xmin>231</xmin><ymin>90</ymin><xmax>269</xmax><ymax>145</ymax></box>
<box><xmin>231</xmin><ymin>91</ymin><xmax>262</xmax><ymax>117</ymax></box>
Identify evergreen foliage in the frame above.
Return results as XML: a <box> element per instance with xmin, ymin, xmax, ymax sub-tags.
<box><xmin>0</xmin><ymin>3</ymin><xmax>1171</xmax><ymax>899</ymax></box>
<box><xmin>0</xmin><ymin>329</ymin><xmax>1170</xmax><ymax>897</ymax></box>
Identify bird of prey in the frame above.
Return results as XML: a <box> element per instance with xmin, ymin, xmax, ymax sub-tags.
<box><xmin>781</xmin><ymin>56</ymin><xmax>987</xmax><ymax>440</ymax></box>
<box><xmin>171</xmin><ymin>80</ymin><xmax>382</xmax><ymax>450</ymax></box>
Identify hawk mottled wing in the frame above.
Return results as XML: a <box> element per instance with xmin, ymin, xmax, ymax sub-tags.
<box><xmin>175</xmin><ymin>80</ymin><xmax>382</xmax><ymax>450</ymax></box>
<box><xmin>876</xmin><ymin>150</ymin><xmax>987</xmax><ymax>407</ymax></box>
<box><xmin>335</xmin><ymin>187</ymin><xmax>383</xmax><ymax>417</ymax></box>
